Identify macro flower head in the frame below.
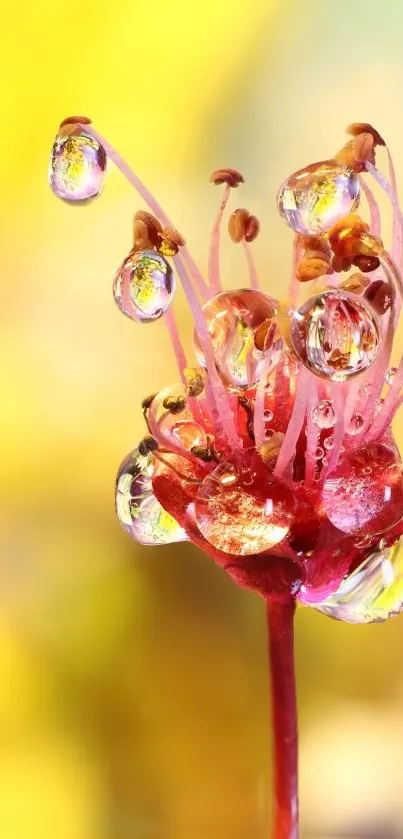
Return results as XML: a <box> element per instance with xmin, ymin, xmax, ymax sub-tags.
<box><xmin>50</xmin><ymin>117</ymin><xmax>403</xmax><ymax>623</ymax></box>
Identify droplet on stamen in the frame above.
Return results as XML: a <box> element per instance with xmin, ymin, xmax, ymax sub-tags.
<box><xmin>312</xmin><ymin>400</ymin><xmax>336</xmax><ymax>429</ymax></box>
<box><xmin>277</xmin><ymin>160</ymin><xmax>360</xmax><ymax>236</ymax></box>
<box><xmin>49</xmin><ymin>128</ymin><xmax>107</xmax><ymax>203</ymax></box>
<box><xmin>347</xmin><ymin>413</ymin><xmax>365</xmax><ymax>436</ymax></box>
<box><xmin>113</xmin><ymin>249</ymin><xmax>175</xmax><ymax>322</ymax></box>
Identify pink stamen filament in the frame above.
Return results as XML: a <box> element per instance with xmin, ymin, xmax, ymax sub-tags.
<box><xmin>208</xmin><ymin>184</ymin><xmax>231</xmax><ymax>294</ymax></box>
<box><xmin>359</xmin><ymin>176</ymin><xmax>381</xmax><ymax>236</ymax></box>
<box><xmin>164</xmin><ymin>308</ymin><xmax>187</xmax><ymax>384</ymax></box>
<box><xmin>242</xmin><ymin>239</ymin><xmax>261</xmax><ymax>291</ymax></box>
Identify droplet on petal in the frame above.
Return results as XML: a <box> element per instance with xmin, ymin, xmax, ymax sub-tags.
<box><xmin>113</xmin><ymin>249</ymin><xmax>175</xmax><ymax>322</ymax></box>
<box><xmin>49</xmin><ymin>129</ymin><xmax>107</xmax><ymax>203</ymax></box>
<box><xmin>194</xmin><ymin>455</ymin><xmax>295</xmax><ymax>555</ymax></box>
<box><xmin>194</xmin><ymin>289</ymin><xmax>283</xmax><ymax>389</ymax></box>
<box><xmin>170</xmin><ymin>420</ymin><xmax>207</xmax><ymax>451</ymax></box>
<box><xmin>386</xmin><ymin>367</ymin><xmax>397</xmax><ymax>385</ymax></box>
<box><xmin>311</xmin><ymin>537</ymin><xmax>403</xmax><ymax>623</ymax></box>
<box><xmin>312</xmin><ymin>400</ymin><xmax>336</xmax><ymax>429</ymax></box>
<box><xmin>277</xmin><ymin>160</ymin><xmax>360</xmax><ymax>236</ymax></box>
<box><xmin>290</xmin><ymin>290</ymin><xmax>379</xmax><ymax>381</ymax></box>
<box><xmin>322</xmin><ymin>443</ymin><xmax>403</xmax><ymax>536</ymax></box>
<box><xmin>346</xmin><ymin>413</ymin><xmax>365</xmax><ymax>436</ymax></box>
<box><xmin>115</xmin><ymin>448</ymin><xmax>187</xmax><ymax>545</ymax></box>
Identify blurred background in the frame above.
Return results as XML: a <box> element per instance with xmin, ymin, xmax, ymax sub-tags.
<box><xmin>2</xmin><ymin>0</ymin><xmax>403</xmax><ymax>836</ymax></box>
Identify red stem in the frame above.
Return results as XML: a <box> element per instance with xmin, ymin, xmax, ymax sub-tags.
<box><xmin>267</xmin><ymin>598</ymin><xmax>299</xmax><ymax>839</ymax></box>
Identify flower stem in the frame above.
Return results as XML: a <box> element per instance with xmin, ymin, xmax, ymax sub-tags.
<box><xmin>267</xmin><ymin>598</ymin><xmax>299</xmax><ymax>839</ymax></box>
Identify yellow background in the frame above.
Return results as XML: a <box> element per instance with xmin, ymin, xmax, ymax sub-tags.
<box><xmin>2</xmin><ymin>0</ymin><xmax>403</xmax><ymax>837</ymax></box>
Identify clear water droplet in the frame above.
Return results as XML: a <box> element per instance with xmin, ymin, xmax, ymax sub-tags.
<box><xmin>347</xmin><ymin>413</ymin><xmax>364</xmax><ymax>436</ymax></box>
<box><xmin>170</xmin><ymin>421</ymin><xmax>207</xmax><ymax>450</ymax></box>
<box><xmin>264</xmin><ymin>428</ymin><xmax>275</xmax><ymax>440</ymax></box>
<box><xmin>194</xmin><ymin>289</ymin><xmax>283</xmax><ymax>389</ymax></box>
<box><xmin>312</xmin><ymin>400</ymin><xmax>336</xmax><ymax>429</ymax></box>
<box><xmin>113</xmin><ymin>249</ymin><xmax>175</xmax><ymax>322</ymax></box>
<box><xmin>386</xmin><ymin>367</ymin><xmax>397</xmax><ymax>385</ymax></box>
<box><xmin>277</xmin><ymin>160</ymin><xmax>360</xmax><ymax>236</ymax></box>
<box><xmin>49</xmin><ymin>129</ymin><xmax>107</xmax><ymax>202</ymax></box>
<box><xmin>195</xmin><ymin>456</ymin><xmax>295</xmax><ymax>555</ymax></box>
<box><xmin>264</xmin><ymin>408</ymin><xmax>274</xmax><ymax>422</ymax></box>
<box><xmin>315</xmin><ymin>446</ymin><xmax>324</xmax><ymax>459</ymax></box>
<box><xmin>322</xmin><ymin>443</ymin><xmax>403</xmax><ymax>535</ymax></box>
<box><xmin>115</xmin><ymin>448</ymin><xmax>187</xmax><ymax>545</ymax></box>
<box><xmin>324</xmin><ymin>436</ymin><xmax>334</xmax><ymax>451</ymax></box>
<box><xmin>291</xmin><ymin>290</ymin><xmax>379</xmax><ymax>381</ymax></box>
<box><xmin>375</xmin><ymin>398</ymin><xmax>384</xmax><ymax>415</ymax></box>
<box><xmin>361</xmin><ymin>382</ymin><xmax>371</xmax><ymax>396</ymax></box>
<box><xmin>310</xmin><ymin>537</ymin><xmax>403</xmax><ymax>623</ymax></box>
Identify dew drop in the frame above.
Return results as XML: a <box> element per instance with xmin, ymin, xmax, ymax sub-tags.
<box><xmin>347</xmin><ymin>413</ymin><xmax>364</xmax><ymax>436</ymax></box>
<box><xmin>386</xmin><ymin>367</ymin><xmax>397</xmax><ymax>385</ymax></box>
<box><xmin>315</xmin><ymin>446</ymin><xmax>324</xmax><ymax>459</ymax></box>
<box><xmin>49</xmin><ymin>128</ymin><xmax>107</xmax><ymax>203</ymax></box>
<box><xmin>277</xmin><ymin>160</ymin><xmax>360</xmax><ymax>236</ymax></box>
<box><xmin>170</xmin><ymin>421</ymin><xmax>207</xmax><ymax>451</ymax></box>
<box><xmin>264</xmin><ymin>428</ymin><xmax>275</xmax><ymax>440</ymax></box>
<box><xmin>195</xmin><ymin>456</ymin><xmax>295</xmax><ymax>555</ymax></box>
<box><xmin>312</xmin><ymin>400</ymin><xmax>336</xmax><ymax>429</ymax></box>
<box><xmin>264</xmin><ymin>408</ymin><xmax>274</xmax><ymax>422</ymax></box>
<box><xmin>115</xmin><ymin>448</ymin><xmax>187</xmax><ymax>545</ymax></box>
<box><xmin>309</xmin><ymin>537</ymin><xmax>403</xmax><ymax>623</ymax></box>
<box><xmin>324</xmin><ymin>436</ymin><xmax>334</xmax><ymax>451</ymax></box>
<box><xmin>291</xmin><ymin>290</ymin><xmax>379</xmax><ymax>381</ymax></box>
<box><xmin>194</xmin><ymin>289</ymin><xmax>283</xmax><ymax>389</ymax></box>
<box><xmin>113</xmin><ymin>249</ymin><xmax>175</xmax><ymax>322</ymax></box>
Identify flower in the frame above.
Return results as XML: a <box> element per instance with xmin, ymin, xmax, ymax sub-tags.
<box><xmin>50</xmin><ymin>118</ymin><xmax>403</xmax><ymax>623</ymax></box>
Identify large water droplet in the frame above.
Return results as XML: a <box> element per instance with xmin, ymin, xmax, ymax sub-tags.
<box><xmin>346</xmin><ymin>413</ymin><xmax>365</xmax><ymax>436</ymax></box>
<box><xmin>113</xmin><ymin>249</ymin><xmax>175</xmax><ymax>322</ymax></box>
<box><xmin>194</xmin><ymin>289</ymin><xmax>283</xmax><ymax>389</ymax></box>
<box><xmin>115</xmin><ymin>448</ymin><xmax>187</xmax><ymax>545</ymax></box>
<box><xmin>195</xmin><ymin>455</ymin><xmax>295</xmax><ymax>555</ymax></box>
<box><xmin>49</xmin><ymin>129</ymin><xmax>107</xmax><ymax>203</ymax></box>
<box><xmin>291</xmin><ymin>290</ymin><xmax>379</xmax><ymax>381</ymax></box>
<box><xmin>310</xmin><ymin>537</ymin><xmax>403</xmax><ymax>623</ymax></box>
<box><xmin>312</xmin><ymin>400</ymin><xmax>336</xmax><ymax>429</ymax></box>
<box><xmin>322</xmin><ymin>443</ymin><xmax>403</xmax><ymax>536</ymax></box>
<box><xmin>277</xmin><ymin>160</ymin><xmax>360</xmax><ymax>236</ymax></box>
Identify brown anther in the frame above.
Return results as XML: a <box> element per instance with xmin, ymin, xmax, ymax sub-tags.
<box><xmin>228</xmin><ymin>208</ymin><xmax>250</xmax><ymax>243</ymax></box>
<box><xmin>298</xmin><ymin>234</ymin><xmax>332</xmax><ymax>258</ymax></box>
<box><xmin>141</xmin><ymin>393</ymin><xmax>157</xmax><ymax>411</ymax></box>
<box><xmin>191</xmin><ymin>445</ymin><xmax>215</xmax><ymax>463</ymax></box>
<box><xmin>245</xmin><ymin>215</ymin><xmax>260</xmax><ymax>242</ymax></box>
<box><xmin>157</xmin><ymin>227</ymin><xmax>186</xmax><ymax>257</ymax></box>
<box><xmin>346</xmin><ymin>123</ymin><xmax>386</xmax><ymax>147</ymax></box>
<box><xmin>328</xmin><ymin>214</ymin><xmax>371</xmax><ymax>262</ymax></box>
<box><xmin>254</xmin><ymin>318</ymin><xmax>276</xmax><ymax>351</ymax></box>
<box><xmin>296</xmin><ymin>257</ymin><xmax>330</xmax><ymax>282</ymax></box>
<box><xmin>352</xmin><ymin>254</ymin><xmax>381</xmax><ymax>273</ymax></box>
<box><xmin>133</xmin><ymin>211</ymin><xmax>163</xmax><ymax>249</ymax></box>
<box><xmin>210</xmin><ymin>168</ymin><xmax>244</xmax><ymax>188</ymax></box>
<box><xmin>352</xmin><ymin>132</ymin><xmax>375</xmax><ymax>164</ymax></box>
<box><xmin>334</xmin><ymin>141</ymin><xmax>364</xmax><ymax>173</ymax></box>
<box><xmin>259</xmin><ymin>433</ymin><xmax>285</xmax><ymax>466</ymax></box>
<box><xmin>133</xmin><ymin>219</ymin><xmax>154</xmax><ymax>251</ymax></box>
<box><xmin>60</xmin><ymin>115</ymin><xmax>92</xmax><ymax>128</ymax></box>
<box><xmin>139</xmin><ymin>435</ymin><xmax>159</xmax><ymax>456</ymax></box>
<box><xmin>339</xmin><ymin>272</ymin><xmax>369</xmax><ymax>293</ymax></box>
<box><xmin>364</xmin><ymin>279</ymin><xmax>394</xmax><ymax>314</ymax></box>
<box><xmin>184</xmin><ymin>366</ymin><xmax>207</xmax><ymax>398</ymax></box>
<box><xmin>162</xmin><ymin>395</ymin><xmax>186</xmax><ymax>414</ymax></box>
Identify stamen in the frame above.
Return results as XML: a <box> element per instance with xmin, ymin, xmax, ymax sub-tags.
<box><xmin>242</xmin><ymin>239</ymin><xmax>260</xmax><ymax>290</ymax></box>
<box><xmin>208</xmin><ymin>183</ymin><xmax>231</xmax><ymax>294</ymax></box>
<box><xmin>274</xmin><ymin>368</ymin><xmax>310</xmax><ymax>482</ymax></box>
<box><xmin>164</xmin><ymin>308</ymin><xmax>187</xmax><ymax>384</ymax></box>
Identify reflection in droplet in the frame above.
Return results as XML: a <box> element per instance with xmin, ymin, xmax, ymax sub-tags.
<box><xmin>49</xmin><ymin>129</ymin><xmax>107</xmax><ymax>202</ymax></box>
<box><xmin>277</xmin><ymin>160</ymin><xmax>360</xmax><ymax>236</ymax></box>
<box><xmin>113</xmin><ymin>249</ymin><xmax>175</xmax><ymax>322</ymax></box>
<box><xmin>347</xmin><ymin>413</ymin><xmax>365</xmax><ymax>436</ymax></box>
<box><xmin>312</xmin><ymin>400</ymin><xmax>336</xmax><ymax>429</ymax></box>
<box><xmin>115</xmin><ymin>448</ymin><xmax>187</xmax><ymax>545</ymax></box>
<box><xmin>195</xmin><ymin>457</ymin><xmax>295</xmax><ymax>555</ymax></box>
<box><xmin>194</xmin><ymin>289</ymin><xmax>283</xmax><ymax>389</ymax></box>
<box><xmin>291</xmin><ymin>290</ymin><xmax>379</xmax><ymax>381</ymax></box>
<box><xmin>310</xmin><ymin>537</ymin><xmax>403</xmax><ymax>623</ymax></box>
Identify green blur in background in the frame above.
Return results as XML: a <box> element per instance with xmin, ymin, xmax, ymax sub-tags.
<box><xmin>2</xmin><ymin>0</ymin><xmax>403</xmax><ymax>836</ymax></box>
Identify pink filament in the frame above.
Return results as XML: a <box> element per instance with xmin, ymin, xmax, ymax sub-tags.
<box><xmin>359</xmin><ymin>176</ymin><xmax>381</xmax><ymax>236</ymax></box>
<box><xmin>164</xmin><ymin>309</ymin><xmax>187</xmax><ymax>384</ymax></box>
<box><xmin>274</xmin><ymin>368</ymin><xmax>310</xmax><ymax>482</ymax></box>
<box><xmin>254</xmin><ymin>355</ymin><xmax>274</xmax><ymax>448</ymax></box>
<box><xmin>304</xmin><ymin>382</ymin><xmax>319</xmax><ymax>486</ymax></box>
<box><xmin>208</xmin><ymin>184</ymin><xmax>231</xmax><ymax>294</ymax></box>
<box><xmin>242</xmin><ymin>240</ymin><xmax>260</xmax><ymax>291</ymax></box>
<box><xmin>288</xmin><ymin>236</ymin><xmax>299</xmax><ymax>305</ymax></box>
<box><xmin>85</xmin><ymin>124</ymin><xmax>209</xmax><ymax>301</ymax></box>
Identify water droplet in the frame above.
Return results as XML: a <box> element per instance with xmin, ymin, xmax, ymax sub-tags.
<box><xmin>49</xmin><ymin>128</ymin><xmax>107</xmax><ymax>202</ymax></box>
<box><xmin>322</xmin><ymin>443</ymin><xmax>403</xmax><ymax>535</ymax></box>
<box><xmin>324</xmin><ymin>436</ymin><xmax>334</xmax><ymax>451</ymax></box>
<box><xmin>113</xmin><ymin>249</ymin><xmax>175</xmax><ymax>322</ymax></box>
<box><xmin>386</xmin><ymin>367</ymin><xmax>398</xmax><ymax>385</ymax></box>
<box><xmin>310</xmin><ymin>537</ymin><xmax>403</xmax><ymax>623</ymax></box>
<box><xmin>361</xmin><ymin>382</ymin><xmax>371</xmax><ymax>396</ymax></box>
<box><xmin>315</xmin><ymin>446</ymin><xmax>324</xmax><ymax>459</ymax></box>
<box><xmin>277</xmin><ymin>160</ymin><xmax>360</xmax><ymax>236</ymax></box>
<box><xmin>347</xmin><ymin>413</ymin><xmax>364</xmax><ymax>436</ymax></box>
<box><xmin>195</xmin><ymin>456</ymin><xmax>295</xmax><ymax>555</ymax></box>
<box><xmin>354</xmin><ymin>532</ymin><xmax>373</xmax><ymax>549</ymax></box>
<box><xmin>291</xmin><ymin>290</ymin><xmax>379</xmax><ymax>381</ymax></box>
<box><xmin>375</xmin><ymin>398</ymin><xmax>384</xmax><ymax>415</ymax></box>
<box><xmin>170</xmin><ymin>421</ymin><xmax>207</xmax><ymax>450</ymax></box>
<box><xmin>264</xmin><ymin>408</ymin><xmax>274</xmax><ymax>422</ymax></box>
<box><xmin>194</xmin><ymin>289</ymin><xmax>283</xmax><ymax>389</ymax></box>
<box><xmin>312</xmin><ymin>400</ymin><xmax>336</xmax><ymax>429</ymax></box>
<box><xmin>115</xmin><ymin>448</ymin><xmax>187</xmax><ymax>545</ymax></box>
<box><xmin>264</xmin><ymin>428</ymin><xmax>275</xmax><ymax>440</ymax></box>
